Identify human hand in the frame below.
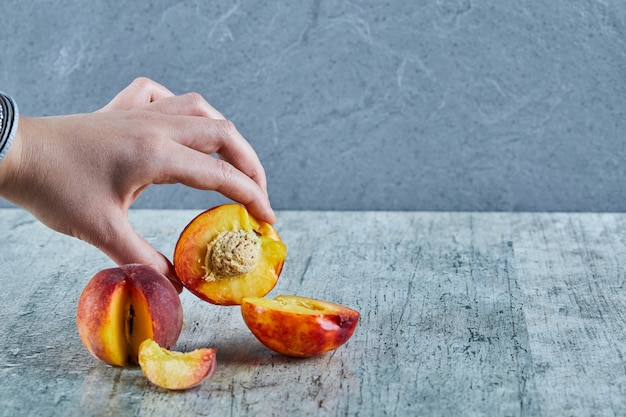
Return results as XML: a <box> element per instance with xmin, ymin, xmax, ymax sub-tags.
<box><xmin>0</xmin><ymin>77</ymin><xmax>275</xmax><ymax>289</ymax></box>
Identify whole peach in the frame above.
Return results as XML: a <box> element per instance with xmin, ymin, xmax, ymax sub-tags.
<box><xmin>76</xmin><ymin>264</ymin><xmax>183</xmax><ymax>366</ymax></box>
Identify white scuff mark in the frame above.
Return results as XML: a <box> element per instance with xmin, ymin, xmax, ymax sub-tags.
<box><xmin>271</xmin><ymin>118</ymin><xmax>279</xmax><ymax>145</ymax></box>
<box><xmin>397</xmin><ymin>58</ymin><xmax>407</xmax><ymax>89</ymax></box>
<box><xmin>434</xmin><ymin>0</ymin><xmax>473</xmax><ymax>31</ymax></box>
<box><xmin>161</xmin><ymin>2</ymin><xmax>240</xmax><ymax>42</ymax></box>
<box><xmin>328</xmin><ymin>13</ymin><xmax>372</xmax><ymax>43</ymax></box>
<box><xmin>52</xmin><ymin>31</ymin><xmax>88</xmax><ymax>77</ymax></box>
<box><xmin>396</xmin><ymin>55</ymin><xmax>435</xmax><ymax>92</ymax></box>
<box><xmin>207</xmin><ymin>2</ymin><xmax>240</xmax><ymax>41</ymax></box>
<box><xmin>1</xmin><ymin>362</ymin><xmax>22</xmax><ymax>368</ymax></box>
<box><xmin>438</xmin><ymin>89</ymin><xmax>449</xmax><ymax>110</ymax></box>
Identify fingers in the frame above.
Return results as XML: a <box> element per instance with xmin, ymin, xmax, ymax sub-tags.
<box><xmin>160</xmin><ymin>145</ymin><xmax>275</xmax><ymax>224</ymax></box>
<box><xmin>99</xmin><ymin>77</ymin><xmax>176</xmax><ymax>112</ymax></box>
<box><xmin>119</xmin><ymin>86</ymin><xmax>268</xmax><ymax>194</ymax></box>
<box><xmin>143</xmin><ymin>94</ymin><xmax>267</xmax><ymax>189</ymax></box>
<box><xmin>155</xmin><ymin>115</ymin><xmax>269</xmax><ymax>193</ymax></box>
<box><xmin>101</xmin><ymin>80</ymin><xmax>274</xmax><ymax>222</ymax></box>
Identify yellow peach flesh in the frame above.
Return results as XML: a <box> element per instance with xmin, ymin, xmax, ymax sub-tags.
<box><xmin>174</xmin><ymin>204</ymin><xmax>286</xmax><ymax>305</ymax></box>
<box><xmin>241</xmin><ymin>295</ymin><xmax>360</xmax><ymax>358</ymax></box>
<box><xmin>98</xmin><ymin>284</ymin><xmax>128</xmax><ymax>366</ymax></box>
<box><xmin>126</xmin><ymin>286</ymin><xmax>154</xmax><ymax>362</ymax></box>
<box><xmin>138</xmin><ymin>339</ymin><xmax>217</xmax><ymax>391</ymax></box>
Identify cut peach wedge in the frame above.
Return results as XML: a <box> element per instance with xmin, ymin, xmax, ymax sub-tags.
<box><xmin>138</xmin><ymin>339</ymin><xmax>217</xmax><ymax>391</ymax></box>
<box><xmin>174</xmin><ymin>204</ymin><xmax>287</xmax><ymax>305</ymax></box>
<box><xmin>241</xmin><ymin>295</ymin><xmax>360</xmax><ymax>358</ymax></box>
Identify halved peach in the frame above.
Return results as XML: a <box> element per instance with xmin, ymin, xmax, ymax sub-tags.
<box><xmin>241</xmin><ymin>295</ymin><xmax>360</xmax><ymax>358</ymax></box>
<box><xmin>138</xmin><ymin>339</ymin><xmax>217</xmax><ymax>390</ymax></box>
<box><xmin>174</xmin><ymin>204</ymin><xmax>286</xmax><ymax>305</ymax></box>
<box><xmin>76</xmin><ymin>264</ymin><xmax>183</xmax><ymax>366</ymax></box>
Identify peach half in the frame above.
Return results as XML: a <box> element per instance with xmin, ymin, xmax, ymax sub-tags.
<box><xmin>174</xmin><ymin>204</ymin><xmax>287</xmax><ymax>305</ymax></box>
<box><xmin>241</xmin><ymin>295</ymin><xmax>360</xmax><ymax>358</ymax></box>
<box><xmin>138</xmin><ymin>339</ymin><xmax>217</xmax><ymax>391</ymax></box>
<box><xmin>76</xmin><ymin>264</ymin><xmax>183</xmax><ymax>367</ymax></box>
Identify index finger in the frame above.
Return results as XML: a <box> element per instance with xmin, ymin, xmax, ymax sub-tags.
<box><xmin>153</xmin><ymin>114</ymin><xmax>269</xmax><ymax>194</ymax></box>
<box><xmin>157</xmin><ymin>144</ymin><xmax>275</xmax><ymax>224</ymax></box>
<box><xmin>142</xmin><ymin>94</ymin><xmax>268</xmax><ymax>193</ymax></box>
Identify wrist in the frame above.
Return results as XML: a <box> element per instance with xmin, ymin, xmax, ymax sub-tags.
<box><xmin>0</xmin><ymin>114</ymin><xmax>25</xmax><ymax>201</ymax></box>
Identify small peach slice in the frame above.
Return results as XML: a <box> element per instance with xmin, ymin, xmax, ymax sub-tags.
<box><xmin>76</xmin><ymin>264</ymin><xmax>183</xmax><ymax>366</ymax></box>
<box><xmin>138</xmin><ymin>339</ymin><xmax>217</xmax><ymax>390</ymax></box>
<box><xmin>174</xmin><ymin>204</ymin><xmax>287</xmax><ymax>305</ymax></box>
<box><xmin>241</xmin><ymin>295</ymin><xmax>360</xmax><ymax>358</ymax></box>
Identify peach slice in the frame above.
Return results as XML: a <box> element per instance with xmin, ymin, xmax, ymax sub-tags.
<box><xmin>76</xmin><ymin>264</ymin><xmax>183</xmax><ymax>367</ymax></box>
<box><xmin>241</xmin><ymin>295</ymin><xmax>360</xmax><ymax>358</ymax></box>
<box><xmin>138</xmin><ymin>339</ymin><xmax>217</xmax><ymax>391</ymax></box>
<box><xmin>174</xmin><ymin>204</ymin><xmax>287</xmax><ymax>305</ymax></box>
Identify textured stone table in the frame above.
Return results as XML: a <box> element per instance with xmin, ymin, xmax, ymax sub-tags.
<box><xmin>1</xmin><ymin>209</ymin><xmax>625</xmax><ymax>416</ymax></box>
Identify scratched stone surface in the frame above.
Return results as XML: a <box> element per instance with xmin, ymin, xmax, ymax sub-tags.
<box><xmin>2</xmin><ymin>1</ymin><xmax>626</xmax><ymax>211</ymax></box>
<box><xmin>1</xmin><ymin>208</ymin><xmax>626</xmax><ymax>416</ymax></box>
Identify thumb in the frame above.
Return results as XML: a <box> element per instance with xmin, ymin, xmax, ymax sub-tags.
<box><xmin>98</xmin><ymin>217</ymin><xmax>183</xmax><ymax>294</ymax></box>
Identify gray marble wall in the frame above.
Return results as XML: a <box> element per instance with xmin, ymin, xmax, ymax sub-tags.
<box><xmin>2</xmin><ymin>1</ymin><xmax>625</xmax><ymax>211</ymax></box>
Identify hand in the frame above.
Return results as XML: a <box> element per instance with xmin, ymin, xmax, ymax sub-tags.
<box><xmin>0</xmin><ymin>77</ymin><xmax>275</xmax><ymax>289</ymax></box>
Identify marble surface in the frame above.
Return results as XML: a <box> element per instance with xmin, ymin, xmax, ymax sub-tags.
<box><xmin>1</xmin><ymin>208</ymin><xmax>626</xmax><ymax>416</ymax></box>
<box><xmin>2</xmin><ymin>1</ymin><xmax>626</xmax><ymax>211</ymax></box>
